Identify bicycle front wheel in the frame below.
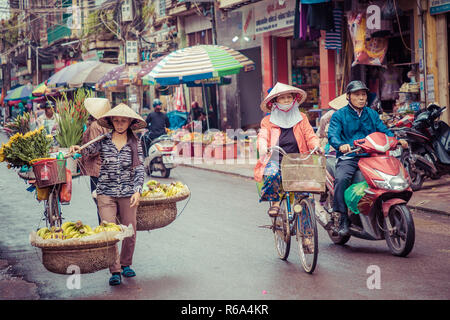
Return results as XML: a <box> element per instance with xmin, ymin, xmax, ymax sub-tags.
<box><xmin>272</xmin><ymin>198</ymin><xmax>291</xmax><ymax>260</ymax></box>
<box><xmin>295</xmin><ymin>198</ymin><xmax>318</xmax><ymax>274</ymax></box>
<box><xmin>47</xmin><ymin>185</ymin><xmax>62</xmax><ymax>228</ymax></box>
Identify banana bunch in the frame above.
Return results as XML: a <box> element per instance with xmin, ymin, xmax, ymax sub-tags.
<box><xmin>61</xmin><ymin>220</ymin><xmax>94</xmax><ymax>239</ymax></box>
<box><xmin>141</xmin><ymin>180</ymin><xmax>187</xmax><ymax>198</ymax></box>
<box><xmin>94</xmin><ymin>221</ymin><xmax>121</xmax><ymax>233</ymax></box>
<box><xmin>36</xmin><ymin>226</ymin><xmax>65</xmax><ymax>240</ymax></box>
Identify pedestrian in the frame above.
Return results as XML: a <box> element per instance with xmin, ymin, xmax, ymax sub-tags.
<box><xmin>143</xmin><ymin>98</ymin><xmax>170</xmax><ymax>156</ymax></box>
<box><xmin>36</xmin><ymin>101</ymin><xmax>59</xmax><ymax>135</ymax></box>
<box><xmin>317</xmin><ymin>93</ymin><xmax>346</xmax><ymax>153</ymax></box>
<box><xmin>254</xmin><ymin>82</ymin><xmax>323</xmax><ymax>217</ymax></box>
<box><xmin>69</xmin><ymin>103</ymin><xmax>146</xmax><ymax>286</ymax></box>
<box><xmin>79</xmin><ymin>98</ymin><xmax>111</xmax><ymax>224</ymax></box>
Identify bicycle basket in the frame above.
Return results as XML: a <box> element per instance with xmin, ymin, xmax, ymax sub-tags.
<box><xmin>31</xmin><ymin>158</ymin><xmax>66</xmax><ymax>188</ymax></box>
<box><xmin>281</xmin><ymin>153</ymin><xmax>326</xmax><ymax>193</ymax></box>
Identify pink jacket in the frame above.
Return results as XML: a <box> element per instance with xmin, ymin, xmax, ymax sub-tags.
<box><xmin>254</xmin><ymin>113</ymin><xmax>320</xmax><ymax>182</ymax></box>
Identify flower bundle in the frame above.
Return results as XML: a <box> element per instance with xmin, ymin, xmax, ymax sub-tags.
<box><xmin>55</xmin><ymin>89</ymin><xmax>92</xmax><ymax>147</ymax></box>
<box><xmin>0</xmin><ymin>126</ymin><xmax>52</xmax><ymax>168</ymax></box>
<box><xmin>4</xmin><ymin>112</ymin><xmax>31</xmax><ymax>135</ymax></box>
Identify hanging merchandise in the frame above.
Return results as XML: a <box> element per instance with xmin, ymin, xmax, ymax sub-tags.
<box><xmin>325</xmin><ymin>7</ymin><xmax>343</xmax><ymax>50</ymax></box>
<box><xmin>294</xmin><ymin>2</ymin><xmax>321</xmax><ymax>41</ymax></box>
<box><xmin>307</xmin><ymin>2</ymin><xmax>334</xmax><ymax>32</ymax></box>
<box><xmin>174</xmin><ymin>85</ymin><xmax>186</xmax><ymax>112</ymax></box>
<box><xmin>347</xmin><ymin>11</ymin><xmax>388</xmax><ymax>67</ymax></box>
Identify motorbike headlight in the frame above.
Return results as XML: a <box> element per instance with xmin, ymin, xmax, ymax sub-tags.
<box><xmin>373</xmin><ymin>169</ymin><xmax>409</xmax><ymax>191</ymax></box>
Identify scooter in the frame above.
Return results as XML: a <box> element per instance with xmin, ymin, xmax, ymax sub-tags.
<box><xmin>394</xmin><ymin>103</ymin><xmax>450</xmax><ymax>191</ymax></box>
<box><xmin>140</xmin><ymin>131</ymin><xmax>177</xmax><ymax>178</ymax></box>
<box><xmin>317</xmin><ymin>131</ymin><xmax>415</xmax><ymax>257</ymax></box>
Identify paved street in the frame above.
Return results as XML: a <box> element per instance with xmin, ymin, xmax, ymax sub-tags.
<box><xmin>0</xmin><ymin>154</ymin><xmax>449</xmax><ymax>300</ymax></box>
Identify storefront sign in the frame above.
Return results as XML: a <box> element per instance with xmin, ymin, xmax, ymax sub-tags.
<box><xmin>254</xmin><ymin>0</ymin><xmax>296</xmax><ymax>34</ymax></box>
<box><xmin>430</xmin><ymin>0</ymin><xmax>450</xmax><ymax>15</ymax></box>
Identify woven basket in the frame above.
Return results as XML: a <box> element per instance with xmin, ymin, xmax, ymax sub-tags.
<box><xmin>32</xmin><ymin>239</ymin><xmax>119</xmax><ymax>274</ymax></box>
<box><xmin>136</xmin><ymin>190</ymin><xmax>190</xmax><ymax>231</ymax></box>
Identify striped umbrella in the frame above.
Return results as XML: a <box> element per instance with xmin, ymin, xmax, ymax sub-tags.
<box><xmin>142</xmin><ymin>45</ymin><xmax>255</xmax><ymax>86</ymax></box>
<box><xmin>4</xmin><ymin>84</ymin><xmax>33</xmax><ymax>101</ymax></box>
<box><xmin>47</xmin><ymin>60</ymin><xmax>100</xmax><ymax>87</ymax></box>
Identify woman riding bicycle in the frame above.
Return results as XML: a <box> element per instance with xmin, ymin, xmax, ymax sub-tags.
<box><xmin>254</xmin><ymin>82</ymin><xmax>323</xmax><ymax>217</ymax></box>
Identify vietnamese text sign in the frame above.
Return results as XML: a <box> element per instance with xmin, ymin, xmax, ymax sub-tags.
<box><xmin>430</xmin><ymin>0</ymin><xmax>450</xmax><ymax>14</ymax></box>
<box><xmin>254</xmin><ymin>0</ymin><xmax>296</xmax><ymax>34</ymax></box>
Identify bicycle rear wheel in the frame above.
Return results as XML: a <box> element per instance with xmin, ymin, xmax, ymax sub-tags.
<box><xmin>295</xmin><ymin>198</ymin><xmax>318</xmax><ymax>274</ymax></box>
<box><xmin>272</xmin><ymin>198</ymin><xmax>290</xmax><ymax>260</ymax></box>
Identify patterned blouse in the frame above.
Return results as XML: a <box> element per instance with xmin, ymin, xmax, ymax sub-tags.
<box><xmin>84</xmin><ymin>132</ymin><xmax>145</xmax><ymax>197</ymax></box>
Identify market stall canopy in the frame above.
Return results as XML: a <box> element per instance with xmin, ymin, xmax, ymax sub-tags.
<box><xmin>97</xmin><ymin>56</ymin><xmax>166</xmax><ymax>90</ymax></box>
<box><xmin>47</xmin><ymin>61</ymin><xmax>111</xmax><ymax>88</ymax></box>
<box><xmin>32</xmin><ymin>82</ymin><xmax>48</xmax><ymax>96</ymax></box>
<box><xmin>4</xmin><ymin>84</ymin><xmax>33</xmax><ymax>102</ymax></box>
<box><xmin>134</xmin><ymin>55</ymin><xmax>167</xmax><ymax>84</ymax></box>
<box><xmin>67</xmin><ymin>62</ymin><xmax>118</xmax><ymax>88</ymax></box>
<box><xmin>142</xmin><ymin>45</ymin><xmax>255</xmax><ymax>86</ymax></box>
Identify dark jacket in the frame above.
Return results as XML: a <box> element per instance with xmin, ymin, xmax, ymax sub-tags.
<box><xmin>328</xmin><ymin>104</ymin><xmax>393</xmax><ymax>158</ymax></box>
<box><xmin>145</xmin><ymin>111</ymin><xmax>170</xmax><ymax>140</ymax></box>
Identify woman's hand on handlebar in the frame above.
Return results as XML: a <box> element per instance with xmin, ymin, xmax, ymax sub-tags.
<box><xmin>69</xmin><ymin>145</ymin><xmax>81</xmax><ymax>154</ymax></box>
<box><xmin>313</xmin><ymin>146</ymin><xmax>325</xmax><ymax>155</ymax></box>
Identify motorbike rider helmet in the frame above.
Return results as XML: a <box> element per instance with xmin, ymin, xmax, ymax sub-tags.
<box><xmin>346</xmin><ymin>80</ymin><xmax>369</xmax><ymax>94</ymax></box>
<box><xmin>153</xmin><ymin>98</ymin><xmax>162</xmax><ymax>108</ymax></box>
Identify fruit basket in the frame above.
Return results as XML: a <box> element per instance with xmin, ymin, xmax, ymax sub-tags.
<box><xmin>137</xmin><ymin>181</ymin><xmax>190</xmax><ymax>231</ymax></box>
<box><xmin>30</xmin><ymin>221</ymin><xmax>134</xmax><ymax>274</ymax></box>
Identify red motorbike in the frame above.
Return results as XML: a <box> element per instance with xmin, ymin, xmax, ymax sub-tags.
<box><xmin>318</xmin><ymin>132</ymin><xmax>415</xmax><ymax>257</ymax></box>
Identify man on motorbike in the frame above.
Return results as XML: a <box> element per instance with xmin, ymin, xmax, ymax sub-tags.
<box><xmin>143</xmin><ymin>99</ymin><xmax>170</xmax><ymax>156</ymax></box>
<box><xmin>328</xmin><ymin>80</ymin><xmax>408</xmax><ymax>237</ymax></box>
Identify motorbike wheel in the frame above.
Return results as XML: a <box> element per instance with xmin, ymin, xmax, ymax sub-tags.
<box><xmin>161</xmin><ymin>168</ymin><xmax>171</xmax><ymax>178</ymax></box>
<box><xmin>383</xmin><ymin>204</ymin><xmax>415</xmax><ymax>257</ymax></box>
<box><xmin>401</xmin><ymin>151</ymin><xmax>425</xmax><ymax>191</ymax></box>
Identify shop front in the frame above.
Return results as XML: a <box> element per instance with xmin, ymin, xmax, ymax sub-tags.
<box><xmin>255</xmin><ymin>0</ymin><xmax>338</xmax><ymax>129</ymax></box>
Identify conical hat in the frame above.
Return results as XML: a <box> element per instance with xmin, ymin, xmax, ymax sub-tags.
<box><xmin>84</xmin><ymin>98</ymin><xmax>111</xmax><ymax>119</ymax></box>
<box><xmin>260</xmin><ymin>82</ymin><xmax>307</xmax><ymax>113</ymax></box>
<box><xmin>98</xmin><ymin>103</ymin><xmax>147</xmax><ymax>130</ymax></box>
<box><xmin>328</xmin><ymin>94</ymin><xmax>348</xmax><ymax>110</ymax></box>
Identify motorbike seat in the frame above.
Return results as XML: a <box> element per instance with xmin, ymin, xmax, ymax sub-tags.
<box><xmin>326</xmin><ymin>157</ymin><xmax>365</xmax><ymax>184</ymax></box>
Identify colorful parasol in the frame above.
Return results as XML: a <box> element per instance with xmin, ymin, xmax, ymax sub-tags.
<box><xmin>4</xmin><ymin>84</ymin><xmax>33</xmax><ymax>101</ymax></box>
<box><xmin>32</xmin><ymin>82</ymin><xmax>48</xmax><ymax>96</ymax></box>
<box><xmin>67</xmin><ymin>61</ymin><xmax>117</xmax><ymax>88</ymax></box>
<box><xmin>142</xmin><ymin>45</ymin><xmax>255</xmax><ymax>86</ymax></box>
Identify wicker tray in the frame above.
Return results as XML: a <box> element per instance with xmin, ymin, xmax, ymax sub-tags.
<box><xmin>31</xmin><ymin>239</ymin><xmax>119</xmax><ymax>274</ymax></box>
<box><xmin>136</xmin><ymin>189</ymin><xmax>190</xmax><ymax>231</ymax></box>
<box><xmin>17</xmin><ymin>170</ymin><xmax>36</xmax><ymax>180</ymax></box>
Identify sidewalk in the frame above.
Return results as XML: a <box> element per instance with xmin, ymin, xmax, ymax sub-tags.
<box><xmin>181</xmin><ymin>160</ymin><xmax>450</xmax><ymax>216</ymax></box>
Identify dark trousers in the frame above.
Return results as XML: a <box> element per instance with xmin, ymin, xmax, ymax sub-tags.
<box><xmin>333</xmin><ymin>158</ymin><xmax>360</xmax><ymax>214</ymax></box>
<box><xmin>90</xmin><ymin>176</ymin><xmax>101</xmax><ymax>224</ymax></box>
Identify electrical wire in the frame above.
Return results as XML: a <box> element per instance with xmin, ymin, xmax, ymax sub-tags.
<box><xmin>394</xmin><ymin>0</ymin><xmax>412</xmax><ymax>52</ymax></box>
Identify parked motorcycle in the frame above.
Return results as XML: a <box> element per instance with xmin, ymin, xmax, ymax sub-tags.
<box><xmin>140</xmin><ymin>131</ymin><xmax>177</xmax><ymax>178</ymax></box>
<box><xmin>317</xmin><ymin>132</ymin><xmax>415</xmax><ymax>257</ymax></box>
<box><xmin>393</xmin><ymin>103</ymin><xmax>449</xmax><ymax>191</ymax></box>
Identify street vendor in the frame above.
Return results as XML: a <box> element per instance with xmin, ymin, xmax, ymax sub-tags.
<box><xmin>36</xmin><ymin>101</ymin><xmax>59</xmax><ymax>136</ymax></box>
<box><xmin>79</xmin><ymin>98</ymin><xmax>111</xmax><ymax>224</ymax></box>
<box><xmin>254</xmin><ymin>82</ymin><xmax>323</xmax><ymax>217</ymax></box>
<box><xmin>69</xmin><ymin>103</ymin><xmax>146</xmax><ymax>286</ymax></box>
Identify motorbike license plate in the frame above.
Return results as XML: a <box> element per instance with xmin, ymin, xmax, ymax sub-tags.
<box><xmin>390</xmin><ymin>146</ymin><xmax>402</xmax><ymax>158</ymax></box>
<box><xmin>162</xmin><ymin>155</ymin><xmax>174</xmax><ymax>164</ymax></box>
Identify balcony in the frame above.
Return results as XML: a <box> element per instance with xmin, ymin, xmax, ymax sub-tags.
<box><xmin>47</xmin><ymin>18</ymin><xmax>72</xmax><ymax>45</ymax></box>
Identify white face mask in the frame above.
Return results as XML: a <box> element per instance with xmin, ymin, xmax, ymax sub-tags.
<box><xmin>270</xmin><ymin>101</ymin><xmax>303</xmax><ymax>128</ymax></box>
<box><xmin>274</xmin><ymin>102</ymin><xmax>294</xmax><ymax>112</ymax></box>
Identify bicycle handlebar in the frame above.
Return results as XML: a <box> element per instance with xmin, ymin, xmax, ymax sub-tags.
<box><xmin>268</xmin><ymin>146</ymin><xmax>320</xmax><ymax>161</ymax></box>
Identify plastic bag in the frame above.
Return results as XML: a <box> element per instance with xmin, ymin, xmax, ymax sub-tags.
<box><xmin>59</xmin><ymin>169</ymin><xmax>72</xmax><ymax>203</ymax></box>
<box><xmin>344</xmin><ymin>181</ymin><xmax>369</xmax><ymax>214</ymax></box>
